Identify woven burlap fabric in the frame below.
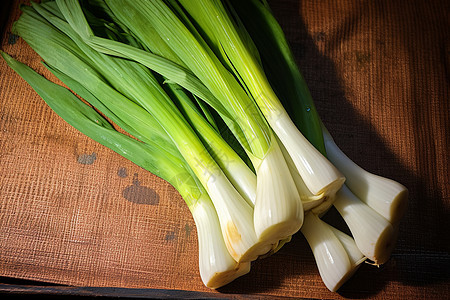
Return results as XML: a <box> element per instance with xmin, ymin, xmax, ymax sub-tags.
<box><xmin>0</xmin><ymin>0</ymin><xmax>448</xmax><ymax>299</ymax></box>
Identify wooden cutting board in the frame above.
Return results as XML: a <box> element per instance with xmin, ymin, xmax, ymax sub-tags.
<box><xmin>1</xmin><ymin>0</ymin><xmax>448</xmax><ymax>299</ymax></box>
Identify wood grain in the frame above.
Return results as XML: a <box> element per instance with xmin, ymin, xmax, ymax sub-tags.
<box><xmin>0</xmin><ymin>0</ymin><xmax>448</xmax><ymax>299</ymax></box>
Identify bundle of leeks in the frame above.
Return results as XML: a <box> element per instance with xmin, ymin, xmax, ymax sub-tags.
<box><xmin>1</xmin><ymin>0</ymin><xmax>408</xmax><ymax>292</ymax></box>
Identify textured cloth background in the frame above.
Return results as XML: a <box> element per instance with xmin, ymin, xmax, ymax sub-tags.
<box><xmin>0</xmin><ymin>0</ymin><xmax>448</xmax><ymax>299</ymax></box>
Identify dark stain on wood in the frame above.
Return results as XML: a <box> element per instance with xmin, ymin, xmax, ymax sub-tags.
<box><xmin>117</xmin><ymin>167</ymin><xmax>128</xmax><ymax>178</ymax></box>
<box><xmin>77</xmin><ymin>152</ymin><xmax>96</xmax><ymax>165</ymax></box>
<box><xmin>355</xmin><ymin>51</ymin><xmax>371</xmax><ymax>68</ymax></box>
<box><xmin>164</xmin><ymin>231</ymin><xmax>176</xmax><ymax>242</ymax></box>
<box><xmin>7</xmin><ymin>32</ymin><xmax>18</xmax><ymax>45</ymax></box>
<box><xmin>313</xmin><ymin>31</ymin><xmax>326</xmax><ymax>42</ymax></box>
<box><xmin>122</xmin><ymin>173</ymin><xmax>159</xmax><ymax>205</ymax></box>
<box><xmin>184</xmin><ymin>223</ymin><xmax>192</xmax><ymax>237</ymax></box>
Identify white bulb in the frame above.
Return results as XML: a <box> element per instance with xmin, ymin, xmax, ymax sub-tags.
<box><xmin>206</xmin><ymin>172</ymin><xmax>272</xmax><ymax>262</ymax></box>
<box><xmin>270</xmin><ymin>112</ymin><xmax>345</xmax><ymax>196</ymax></box>
<box><xmin>191</xmin><ymin>194</ymin><xmax>250</xmax><ymax>288</ymax></box>
<box><xmin>253</xmin><ymin>137</ymin><xmax>304</xmax><ymax>245</ymax></box>
<box><xmin>278</xmin><ymin>137</ymin><xmax>327</xmax><ymax>211</ymax></box>
<box><xmin>333</xmin><ymin>186</ymin><xmax>396</xmax><ymax>265</ymax></box>
<box><xmin>322</xmin><ymin>126</ymin><xmax>408</xmax><ymax>224</ymax></box>
<box><xmin>301</xmin><ymin>212</ymin><xmax>352</xmax><ymax>292</ymax></box>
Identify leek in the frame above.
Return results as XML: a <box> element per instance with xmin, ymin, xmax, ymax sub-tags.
<box><xmin>228</xmin><ymin>0</ymin><xmax>325</xmax><ymax>154</ymax></box>
<box><xmin>1</xmin><ymin>0</ymin><xmax>408</xmax><ymax>291</ymax></box>
<box><xmin>333</xmin><ymin>186</ymin><xmax>396</xmax><ymax>265</ymax></box>
<box><xmin>228</xmin><ymin>0</ymin><xmax>406</xmax><ymax>281</ymax></box>
<box><xmin>322</xmin><ymin>126</ymin><xmax>408</xmax><ymax>225</ymax></box>
<box><xmin>301</xmin><ymin>213</ymin><xmax>351</xmax><ymax>292</ymax></box>
<box><xmin>0</xmin><ymin>51</ymin><xmax>250</xmax><ymax>289</ymax></box>
<box><xmin>17</xmin><ymin>2</ymin><xmax>265</xmax><ymax>262</ymax></box>
<box><xmin>165</xmin><ymin>83</ymin><xmax>257</xmax><ymax>206</ymax></box>
<box><xmin>231</xmin><ymin>0</ymin><xmax>407</xmax><ymax>259</ymax></box>
<box><xmin>100</xmin><ymin>0</ymin><xmax>304</xmax><ymax>247</ymax></box>
<box><xmin>176</xmin><ymin>0</ymin><xmax>345</xmax><ymax>199</ymax></box>
<box><xmin>232</xmin><ymin>0</ymin><xmax>408</xmax><ymax>225</ymax></box>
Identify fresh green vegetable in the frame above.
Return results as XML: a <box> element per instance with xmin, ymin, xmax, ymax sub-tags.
<box><xmin>322</xmin><ymin>126</ymin><xmax>408</xmax><ymax>225</ymax></box>
<box><xmin>1</xmin><ymin>50</ymin><xmax>250</xmax><ymax>289</ymax></box>
<box><xmin>30</xmin><ymin>1</ymin><xmax>272</xmax><ymax>264</ymax></box>
<box><xmin>301</xmin><ymin>212</ymin><xmax>365</xmax><ymax>292</ymax></box>
<box><xmin>333</xmin><ymin>186</ymin><xmax>396</xmax><ymax>265</ymax></box>
<box><xmin>175</xmin><ymin>0</ymin><xmax>345</xmax><ymax>200</ymax></box>
<box><xmin>228</xmin><ymin>0</ymin><xmax>325</xmax><ymax>155</ymax></box>
<box><xmin>95</xmin><ymin>0</ymin><xmax>305</xmax><ymax>249</ymax></box>
<box><xmin>231</xmin><ymin>0</ymin><xmax>407</xmax><ymax>267</ymax></box>
<box><xmin>1</xmin><ymin>0</ymin><xmax>408</xmax><ymax>292</ymax></box>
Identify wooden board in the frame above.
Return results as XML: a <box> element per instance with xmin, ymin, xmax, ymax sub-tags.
<box><xmin>0</xmin><ymin>0</ymin><xmax>449</xmax><ymax>299</ymax></box>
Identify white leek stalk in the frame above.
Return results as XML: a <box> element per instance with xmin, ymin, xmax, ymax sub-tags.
<box><xmin>268</xmin><ymin>111</ymin><xmax>345</xmax><ymax>197</ymax></box>
<box><xmin>100</xmin><ymin>0</ymin><xmax>304</xmax><ymax>246</ymax></box>
<box><xmin>176</xmin><ymin>0</ymin><xmax>345</xmax><ymax>198</ymax></box>
<box><xmin>333</xmin><ymin>186</ymin><xmax>396</xmax><ymax>265</ymax></box>
<box><xmin>301</xmin><ymin>212</ymin><xmax>352</xmax><ymax>292</ymax></box>
<box><xmin>279</xmin><ymin>137</ymin><xmax>325</xmax><ymax>211</ymax></box>
<box><xmin>325</xmin><ymin>224</ymin><xmax>367</xmax><ymax>269</ymax></box>
<box><xmin>322</xmin><ymin>126</ymin><xmax>408</xmax><ymax>224</ymax></box>
<box><xmin>206</xmin><ymin>172</ymin><xmax>273</xmax><ymax>262</ymax></box>
<box><xmin>279</xmin><ymin>135</ymin><xmax>336</xmax><ymax>215</ymax></box>
<box><xmin>191</xmin><ymin>194</ymin><xmax>251</xmax><ymax>288</ymax></box>
<box><xmin>31</xmin><ymin>1</ymin><xmax>271</xmax><ymax>264</ymax></box>
<box><xmin>1</xmin><ymin>50</ymin><xmax>249</xmax><ymax>289</ymax></box>
<box><xmin>253</xmin><ymin>136</ymin><xmax>304</xmax><ymax>243</ymax></box>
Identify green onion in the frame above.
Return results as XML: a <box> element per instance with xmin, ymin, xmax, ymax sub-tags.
<box><xmin>176</xmin><ymin>0</ymin><xmax>345</xmax><ymax>199</ymax></box>
<box><xmin>233</xmin><ymin>0</ymin><xmax>407</xmax><ymax>224</ymax></box>
<box><xmin>1</xmin><ymin>0</ymin><xmax>408</xmax><ymax>291</ymax></box>
<box><xmin>301</xmin><ymin>212</ymin><xmax>366</xmax><ymax>291</ymax></box>
<box><xmin>18</xmin><ymin>1</ymin><xmax>266</xmax><ymax>263</ymax></box>
<box><xmin>165</xmin><ymin>82</ymin><xmax>257</xmax><ymax>206</ymax></box>
<box><xmin>333</xmin><ymin>186</ymin><xmax>396</xmax><ymax>265</ymax></box>
<box><xmin>301</xmin><ymin>213</ymin><xmax>352</xmax><ymax>292</ymax></box>
<box><xmin>44</xmin><ymin>0</ymin><xmax>259</xmax><ymax>206</ymax></box>
<box><xmin>228</xmin><ymin>0</ymin><xmax>407</xmax><ymax>282</ymax></box>
<box><xmin>322</xmin><ymin>126</ymin><xmax>408</xmax><ymax>225</ymax></box>
<box><xmin>100</xmin><ymin>0</ymin><xmax>304</xmax><ymax>248</ymax></box>
<box><xmin>228</xmin><ymin>0</ymin><xmax>325</xmax><ymax>154</ymax></box>
<box><xmin>0</xmin><ymin>50</ymin><xmax>250</xmax><ymax>289</ymax></box>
